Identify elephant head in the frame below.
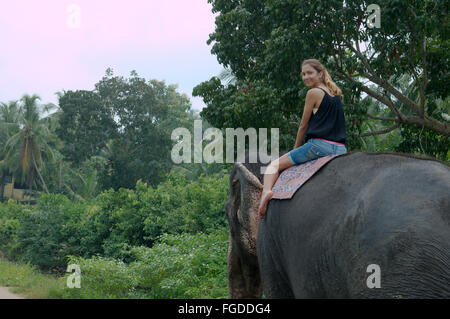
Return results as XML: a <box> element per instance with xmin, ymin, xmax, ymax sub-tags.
<box><xmin>225</xmin><ymin>153</ymin><xmax>265</xmax><ymax>298</ymax></box>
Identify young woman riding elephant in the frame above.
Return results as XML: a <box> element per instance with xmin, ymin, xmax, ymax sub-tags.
<box><xmin>258</xmin><ymin>59</ymin><xmax>347</xmax><ymax>219</ymax></box>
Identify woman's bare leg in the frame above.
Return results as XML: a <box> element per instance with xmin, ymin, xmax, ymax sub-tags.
<box><xmin>258</xmin><ymin>153</ymin><xmax>295</xmax><ymax>219</ymax></box>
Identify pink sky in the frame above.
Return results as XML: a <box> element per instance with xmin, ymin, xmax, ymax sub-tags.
<box><xmin>0</xmin><ymin>0</ymin><xmax>222</xmax><ymax>110</ymax></box>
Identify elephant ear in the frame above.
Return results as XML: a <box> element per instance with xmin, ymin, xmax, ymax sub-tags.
<box><xmin>226</xmin><ymin>161</ymin><xmax>263</xmax><ymax>298</ymax></box>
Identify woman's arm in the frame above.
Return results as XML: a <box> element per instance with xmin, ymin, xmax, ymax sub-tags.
<box><xmin>293</xmin><ymin>124</ymin><xmax>308</xmax><ymax>149</ymax></box>
<box><xmin>293</xmin><ymin>89</ymin><xmax>319</xmax><ymax>149</ymax></box>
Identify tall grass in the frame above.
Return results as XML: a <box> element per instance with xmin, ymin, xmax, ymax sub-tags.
<box><xmin>0</xmin><ymin>257</ymin><xmax>65</xmax><ymax>298</ymax></box>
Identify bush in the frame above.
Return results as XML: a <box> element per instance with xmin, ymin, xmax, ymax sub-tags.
<box><xmin>60</xmin><ymin>255</ymin><xmax>138</xmax><ymax>299</ymax></box>
<box><xmin>141</xmin><ymin>171</ymin><xmax>229</xmax><ymax>241</ymax></box>
<box><xmin>92</xmin><ymin>170</ymin><xmax>229</xmax><ymax>259</ymax></box>
<box><xmin>92</xmin><ymin>186</ymin><xmax>153</xmax><ymax>260</ymax></box>
<box><xmin>56</xmin><ymin>229</ymin><xmax>229</xmax><ymax>299</ymax></box>
<box><xmin>15</xmin><ymin>194</ymin><xmax>101</xmax><ymax>272</ymax></box>
<box><xmin>129</xmin><ymin>228</ymin><xmax>228</xmax><ymax>298</ymax></box>
<box><xmin>0</xmin><ymin>170</ymin><xmax>231</xmax><ymax>287</ymax></box>
<box><xmin>0</xmin><ymin>199</ymin><xmax>33</xmax><ymax>261</ymax></box>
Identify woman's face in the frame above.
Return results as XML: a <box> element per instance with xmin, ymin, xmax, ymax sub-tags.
<box><xmin>301</xmin><ymin>64</ymin><xmax>323</xmax><ymax>88</ymax></box>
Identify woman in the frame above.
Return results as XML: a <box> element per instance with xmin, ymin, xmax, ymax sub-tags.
<box><xmin>258</xmin><ymin>59</ymin><xmax>347</xmax><ymax>219</ymax></box>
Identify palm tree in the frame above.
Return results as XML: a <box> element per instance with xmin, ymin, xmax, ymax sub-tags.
<box><xmin>0</xmin><ymin>100</ymin><xmax>22</xmax><ymax>201</ymax></box>
<box><xmin>63</xmin><ymin>166</ymin><xmax>99</xmax><ymax>202</ymax></box>
<box><xmin>1</xmin><ymin>94</ymin><xmax>60</xmax><ymax>194</ymax></box>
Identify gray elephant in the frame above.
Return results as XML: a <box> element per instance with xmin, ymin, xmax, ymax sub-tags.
<box><xmin>225</xmin><ymin>151</ymin><xmax>450</xmax><ymax>298</ymax></box>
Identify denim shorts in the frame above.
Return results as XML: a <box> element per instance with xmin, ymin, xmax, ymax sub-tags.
<box><xmin>288</xmin><ymin>138</ymin><xmax>347</xmax><ymax>165</ymax></box>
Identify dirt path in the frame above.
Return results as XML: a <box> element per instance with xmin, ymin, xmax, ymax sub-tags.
<box><xmin>0</xmin><ymin>287</ymin><xmax>24</xmax><ymax>299</ymax></box>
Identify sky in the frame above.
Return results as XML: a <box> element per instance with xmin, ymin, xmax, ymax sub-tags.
<box><xmin>0</xmin><ymin>0</ymin><xmax>223</xmax><ymax>111</ymax></box>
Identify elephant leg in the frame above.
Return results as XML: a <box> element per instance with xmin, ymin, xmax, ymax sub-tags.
<box><xmin>257</xmin><ymin>221</ymin><xmax>295</xmax><ymax>298</ymax></box>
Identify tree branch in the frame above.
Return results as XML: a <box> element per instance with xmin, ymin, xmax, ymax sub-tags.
<box><xmin>332</xmin><ymin>40</ymin><xmax>450</xmax><ymax>136</ymax></box>
<box><xmin>366</xmin><ymin>114</ymin><xmax>400</xmax><ymax>122</ymax></box>
<box><xmin>361</xmin><ymin>86</ymin><xmax>405</xmax><ymax>121</ymax></box>
<box><xmin>359</xmin><ymin>123</ymin><xmax>401</xmax><ymax>137</ymax></box>
<box><xmin>420</xmin><ymin>34</ymin><xmax>427</xmax><ymax>116</ymax></box>
<box><xmin>360</xmin><ymin>70</ymin><xmax>422</xmax><ymax>115</ymax></box>
<box><xmin>406</xmin><ymin>13</ymin><xmax>425</xmax><ymax>118</ymax></box>
<box><xmin>334</xmin><ymin>67</ymin><xmax>450</xmax><ymax>136</ymax></box>
<box><xmin>342</xmin><ymin>38</ymin><xmax>376</xmax><ymax>76</ymax></box>
<box><xmin>342</xmin><ymin>37</ymin><xmax>422</xmax><ymax>116</ymax></box>
<box><xmin>334</xmin><ymin>68</ymin><xmax>405</xmax><ymax>122</ymax></box>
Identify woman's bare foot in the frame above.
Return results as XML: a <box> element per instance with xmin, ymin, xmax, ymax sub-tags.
<box><xmin>258</xmin><ymin>190</ymin><xmax>274</xmax><ymax>219</ymax></box>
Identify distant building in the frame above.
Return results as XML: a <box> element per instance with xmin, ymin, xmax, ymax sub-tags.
<box><xmin>0</xmin><ymin>175</ymin><xmax>40</xmax><ymax>204</ymax></box>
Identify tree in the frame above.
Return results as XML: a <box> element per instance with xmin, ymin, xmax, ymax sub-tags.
<box><xmin>194</xmin><ymin>0</ymin><xmax>449</xmax><ymax>154</ymax></box>
<box><xmin>358</xmin><ymin>73</ymin><xmax>449</xmax><ymax>160</ymax></box>
<box><xmin>0</xmin><ymin>101</ymin><xmax>21</xmax><ymax>201</ymax></box>
<box><xmin>0</xmin><ymin>94</ymin><xmax>61</xmax><ymax>193</ymax></box>
<box><xmin>56</xmin><ymin>90</ymin><xmax>118</xmax><ymax>166</ymax></box>
<box><xmin>57</xmin><ymin>69</ymin><xmax>197</xmax><ymax>190</ymax></box>
<box><xmin>38</xmin><ymin>148</ymin><xmax>103</xmax><ymax>202</ymax></box>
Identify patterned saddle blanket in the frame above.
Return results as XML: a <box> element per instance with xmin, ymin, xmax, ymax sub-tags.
<box><xmin>271</xmin><ymin>154</ymin><xmax>345</xmax><ymax>199</ymax></box>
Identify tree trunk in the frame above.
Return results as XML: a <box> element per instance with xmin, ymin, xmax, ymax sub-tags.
<box><xmin>59</xmin><ymin>159</ymin><xmax>62</xmax><ymax>193</ymax></box>
<box><xmin>28</xmin><ymin>177</ymin><xmax>33</xmax><ymax>205</ymax></box>
<box><xmin>0</xmin><ymin>172</ymin><xmax>5</xmax><ymax>203</ymax></box>
<box><xmin>33</xmin><ymin>156</ymin><xmax>49</xmax><ymax>194</ymax></box>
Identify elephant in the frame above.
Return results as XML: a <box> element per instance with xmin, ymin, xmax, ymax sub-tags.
<box><xmin>225</xmin><ymin>151</ymin><xmax>450</xmax><ymax>298</ymax></box>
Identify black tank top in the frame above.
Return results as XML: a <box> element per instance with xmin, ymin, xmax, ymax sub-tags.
<box><xmin>304</xmin><ymin>87</ymin><xmax>346</xmax><ymax>144</ymax></box>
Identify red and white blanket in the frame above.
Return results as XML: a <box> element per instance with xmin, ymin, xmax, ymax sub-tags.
<box><xmin>271</xmin><ymin>154</ymin><xmax>345</xmax><ymax>199</ymax></box>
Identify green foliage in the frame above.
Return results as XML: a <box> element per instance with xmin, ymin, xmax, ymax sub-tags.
<box><xmin>1</xmin><ymin>71</ymin><xmax>199</xmax><ymax>200</ymax></box>
<box><xmin>0</xmin><ymin>172</ymin><xmax>230</xmax><ymax>298</ymax></box>
<box><xmin>396</xmin><ymin>124</ymin><xmax>450</xmax><ymax>161</ymax></box>
<box><xmin>56</xmin><ymin>69</ymin><xmax>197</xmax><ymax>191</ymax></box>
<box><xmin>0</xmin><ymin>168</ymin><xmax>231</xmax><ymax>298</ymax></box>
<box><xmin>357</xmin><ymin>78</ymin><xmax>449</xmax><ymax>160</ymax></box>
<box><xmin>0</xmin><ymin>94</ymin><xmax>60</xmax><ymax>192</ymax></box>
<box><xmin>195</xmin><ymin>0</ymin><xmax>449</xmax><ymax>156</ymax></box>
<box><xmin>91</xmin><ymin>170</ymin><xmax>229</xmax><ymax>260</ymax></box>
<box><xmin>58</xmin><ymin>230</ymin><xmax>228</xmax><ymax>299</ymax></box>
<box><xmin>141</xmin><ymin>171</ymin><xmax>229</xmax><ymax>240</ymax></box>
<box><xmin>0</xmin><ymin>200</ymin><xmax>32</xmax><ymax>260</ymax></box>
<box><xmin>15</xmin><ymin>194</ymin><xmax>100</xmax><ymax>272</ymax></box>
<box><xmin>394</xmin><ymin>97</ymin><xmax>450</xmax><ymax>161</ymax></box>
<box><xmin>61</xmin><ymin>255</ymin><xmax>138</xmax><ymax>299</ymax></box>
<box><xmin>92</xmin><ymin>186</ymin><xmax>153</xmax><ymax>260</ymax></box>
<box><xmin>56</xmin><ymin>90</ymin><xmax>118</xmax><ymax>166</ymax></box>
<box><xmin>0</xmin><ymin>171</ymin><xmax>230</xmax><ymax>276</ymax></box>
<box><xmin>0</xmin><ymin>257</ymin><xmax>64</xmax><ymax>299</ymax></box>
<box><xmin>129</xmin><ymin>230</ymin><xmax>228</xmax><ymax>299</ymax></box>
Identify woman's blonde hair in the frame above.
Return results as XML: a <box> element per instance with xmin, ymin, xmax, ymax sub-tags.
<box><xmin>302</xmin><ymin>59</ymin><xmax>343</xmax><ymax>100</ymax></box>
